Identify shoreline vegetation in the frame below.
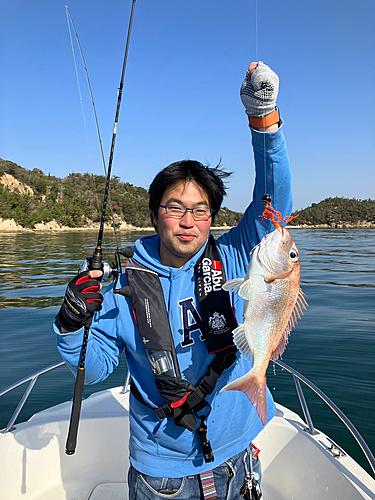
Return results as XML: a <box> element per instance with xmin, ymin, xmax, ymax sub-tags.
<box><xmin>1</xmin><ymin>159</ymin><xmax>374</xmax><ymax>232</ymax></box>
<box><xmin>1</xmin><ymin>218</ymin><xmax>374</xmax><ymax>233</ymax></box>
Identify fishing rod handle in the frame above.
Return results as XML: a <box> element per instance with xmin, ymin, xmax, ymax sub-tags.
<box><xmin>65</xmin><ymin>365</ymin><xmax>85</xmax><ymax>455</ymax></box>
<box><xmin>65</xmin><ymin>317</ymin><xmax>92</xmax><ymax>455</ymax></box>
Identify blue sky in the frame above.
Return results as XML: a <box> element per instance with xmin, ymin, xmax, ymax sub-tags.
<box><xmin>1</xmin><ymin>0</ymin><xmax>374</xmax><ymax>212</ymax></box>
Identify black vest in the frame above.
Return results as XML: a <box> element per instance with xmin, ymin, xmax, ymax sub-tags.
<box><xmin>125</xmin><ymin>236</ymin><xmax>238</xmax><ymax>438</ymax></box>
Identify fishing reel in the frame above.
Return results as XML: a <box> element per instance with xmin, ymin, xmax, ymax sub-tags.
<box><xmin>80</xmin><ymin>258</ymin><xmax>114</xmax><ymax>280</ymax></box>
<box><xmin>79</xmin><ymin>246</ymin><xmax>135</xmax><ymax>297</ymax></box>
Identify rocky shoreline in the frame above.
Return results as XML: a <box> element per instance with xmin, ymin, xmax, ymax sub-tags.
<box><xmin>1</xmin><ymin>217</ymin><xmax>374</xmax><ymax>233</ymax></box>
<box><xmin>289</xmin><ymin>222</ymin><xmax>375</xmax><ymax>229</ymax></box>
<box><xmin>0</xmin><ymin>218</ymin><xmax>150</xmax><ymax>233</ymax></box>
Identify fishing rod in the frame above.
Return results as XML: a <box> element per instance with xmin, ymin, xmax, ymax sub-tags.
<box><xmin>65</xmin><ymin>4</ymin><xmax>119</xmax><ymax>248</ymax></box>
<box><xmin>65</xmin><ymin>0</ymin><xmax>137</xmax><ymax>456</ymax></box>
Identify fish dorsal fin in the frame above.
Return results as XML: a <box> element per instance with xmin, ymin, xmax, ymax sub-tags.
<box><xmin>232</xmin><ymin>324</ymin><xmax>253</xmax><ymax>361</ymax></box>
<box><xmin>222</xmin><ymin>278</ymin><xmax>244</xmax><ymax>292</ymax></box>
<box><xmin>287</xmin><ymin>288</ymin><xmax>308</xmax><ymax>332</ymax></box>
<box><xmin>271</xmin><ymin>288</ymin><xmax>308</xmax><ymax>361</ymax></box>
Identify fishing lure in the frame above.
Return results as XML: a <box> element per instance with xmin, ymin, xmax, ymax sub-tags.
<box><xmin>260</xmin><ymin>194</ymin><xmax>298</xmax><ymax>229</ymax></box>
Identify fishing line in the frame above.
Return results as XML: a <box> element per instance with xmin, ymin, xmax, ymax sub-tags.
<box><xmin>65</xmin><ymin>5</ymin><xmax>120</xmax><ymax>253</ymax></box>
<box><xmin>263</xmin><ymin>135</ymin><xmax>267</xmax><ymax>201</ymax></box>
<box><xmin>66</xmin><ymin>7</ymin><xmax>92</xmax><ymax>164</ymax></box>
<box><xmin>253</xmin><ymin>0</ymin><xmax>268</xmax><ymax>198</ymax></box>
<box><xmin>255</xmin><ymin>0</ymin><xmax>259</xmax><ymax>62</ymax></box>
<box><xmin>65</xmin><ymin>6</ymin><xmax>103</xmax><ymax>232</ymax></box>
<box><xmin>254</xmin><ymin>0</ymin><xmax>271</xmax><ymax>231</ymax></box>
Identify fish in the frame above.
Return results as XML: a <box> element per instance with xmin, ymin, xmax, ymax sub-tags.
<box><xmin>221</xmin><ymin>226</ymin><xmax>307</xmax><ymax>425</ymax></box>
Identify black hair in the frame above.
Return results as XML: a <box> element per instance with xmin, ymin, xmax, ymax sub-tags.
<box><xmin>149</xmin><ymin>160</ymin><xmax>232</xmax><ymax>229</ymax></box>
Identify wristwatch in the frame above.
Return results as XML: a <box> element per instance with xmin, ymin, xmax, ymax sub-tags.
<box><xmin>248</xmin><ymin>108</ymin><xmax>280</xmax><ymax>128</ymax></box>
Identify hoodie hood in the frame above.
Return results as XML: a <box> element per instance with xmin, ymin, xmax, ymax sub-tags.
<box><xmin>132</xmin><ymin>233</ymin><xmax>209</xmax><ymax>277</ymax></box>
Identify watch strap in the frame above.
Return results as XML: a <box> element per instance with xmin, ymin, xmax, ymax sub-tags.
<box><xmin>248</xmin><ymin>108</ymin><xmax>280</xmax><ymax>128</ymax></box>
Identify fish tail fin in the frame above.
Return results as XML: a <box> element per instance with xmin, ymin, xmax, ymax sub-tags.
<box><xmin>221</xmin><ymin>372</ymin><xmax>268</xmax><ymax>425</ymax></box>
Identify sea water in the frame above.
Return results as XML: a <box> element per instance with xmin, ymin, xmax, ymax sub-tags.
<box><xmin>0</xmin><ymin>229</ymin><xmax>374</xmax><ymax>474</ymax></box>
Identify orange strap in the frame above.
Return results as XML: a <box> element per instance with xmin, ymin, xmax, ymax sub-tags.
<box><xmin>249</xmin><ymin>108</ymin><xmax>280</xmax><ymax>129</ymax></box>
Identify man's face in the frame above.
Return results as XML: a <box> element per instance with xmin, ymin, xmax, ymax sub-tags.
<box><xmin>153</xmin><ymin>181</ymin><xmax>212</xmax><ymax>268</ymax></box>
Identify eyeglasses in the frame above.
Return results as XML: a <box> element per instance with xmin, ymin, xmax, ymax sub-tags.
<box><xmin>159</xmin><ymin>204</ymin><xmax>214</xmax><ymax>221</ymax></box>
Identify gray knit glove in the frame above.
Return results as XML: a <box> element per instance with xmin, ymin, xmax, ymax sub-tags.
<box><xmin>240</xmin><ymin>62</ymin><xmax>279</xmax><ymax>117</ymax></box>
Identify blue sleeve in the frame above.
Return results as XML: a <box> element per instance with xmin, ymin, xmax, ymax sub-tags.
<box><xmin>56</xmin><ymin>283</ymin><xmax>126</xmax><ymax>384</ymax></box>
<box><xmin>217</xmin><ymin>121</ymin><xmax>293</xmax><ymax>278</ymax></box>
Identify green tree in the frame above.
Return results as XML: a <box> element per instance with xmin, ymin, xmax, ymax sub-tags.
<box><xmin>48</xmin><ymin>182</ymin><xmax>59</xmax><ymax>203</ymax></box>
<box><xmin>35</xmin><ymin>177</ymin><xmax>48</xmax><ymax>195</ymax></box>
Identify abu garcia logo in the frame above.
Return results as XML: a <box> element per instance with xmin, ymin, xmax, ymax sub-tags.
<box><xmin>202</xmin><ymin>257</ymin><xmax>223</xmax><ymax>295</ymax></box>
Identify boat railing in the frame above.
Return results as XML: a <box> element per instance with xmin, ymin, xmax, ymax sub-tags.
<box><xmin>274</xmin><ymin>359</ymin><xmax>375</xmax><ymax>476</ymax></box>
<box><xmin>1</xmin><ymin>359</ymin><xmax>374</xmax><ymax>476</ymax></box>
<box><xmin>0</xmin><ymin>361</ymin><xmax>65</xmax><ymax>434</ymax></box>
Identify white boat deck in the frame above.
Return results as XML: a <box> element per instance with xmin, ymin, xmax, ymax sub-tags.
<box><xmin>1</xmin><ymin>386</ymin><xmax>375</xmax><ymax>500</ymax></box>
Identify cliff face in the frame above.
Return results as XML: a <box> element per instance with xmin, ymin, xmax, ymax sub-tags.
<box><xmin>0</xmin><ymin>173</ymin><xmax>34</xmax><ymax>197</ymax></box>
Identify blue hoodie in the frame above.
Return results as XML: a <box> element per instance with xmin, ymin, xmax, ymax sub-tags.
<box><xmin>56</xmin><ymin>124</ymin><xmax>292</xmax><ymax>477</ymax></box>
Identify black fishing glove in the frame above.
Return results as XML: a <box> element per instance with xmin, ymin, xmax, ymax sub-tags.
<box><xmin>55</xmin><ymin>271</ymin><xmax>103</xmax><ymax>332</ymax></box>
<box><xmin>240</xmin><ymin>61</ymin><xmax>279</xmax><ymax>117</ymax></box>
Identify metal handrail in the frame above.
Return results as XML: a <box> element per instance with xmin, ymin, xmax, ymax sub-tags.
<box><xmin>0</xmin><ymin>361</ymin><xmax>66</xmax><ymax>433</ymax></box>
<box><xmin>121</xmin><ymin>370</ymin><xmax>131</xmax><ymax>394</ymax></box>
<box><xmin>1</xmin><ymin>359</ymin><xmax>374</xmax><ymax>477</ymax></box>
<box><xmin>0</xmin><ymin>361</ymin><xmax>131</xmax><ymax>434</ymax></box>
<box><xmin>275</xmin><ymin>359</ymin><xmax>375</xmax><ymax>477</ymax></box>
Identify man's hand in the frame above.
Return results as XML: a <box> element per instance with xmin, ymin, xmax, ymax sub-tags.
<box><xmin>55</xmin><ymin>270</ymin><xmax>103</xmax><ymax>332</ymax></box>
<box><xmin>240</xmin><ymin>61</ymin><xmax>279</xmax><ymax>118</ymax></box>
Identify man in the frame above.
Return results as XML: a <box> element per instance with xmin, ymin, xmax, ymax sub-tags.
<box><xmin>55</xmin><ymin>61</ymin><xmax>292</xmax><ymax>499</ymax></box>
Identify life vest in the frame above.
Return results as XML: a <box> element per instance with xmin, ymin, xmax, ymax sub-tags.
<box><xmin>124</xmin><ymin>236</ymin><xmax>238</xmax><ymax>462</ymax></box>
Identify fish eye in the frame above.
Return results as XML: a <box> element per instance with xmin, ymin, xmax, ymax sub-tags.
<box><xmin>289</xmin><ymin>250</ymin><xmax>299</xmax><ymax>262</ymax></box>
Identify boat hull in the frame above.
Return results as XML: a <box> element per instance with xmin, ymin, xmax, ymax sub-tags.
<box><xmin>1</xmin><ymin>386</ymin><xmax>374</xmax><ymax>500</ymax></box>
